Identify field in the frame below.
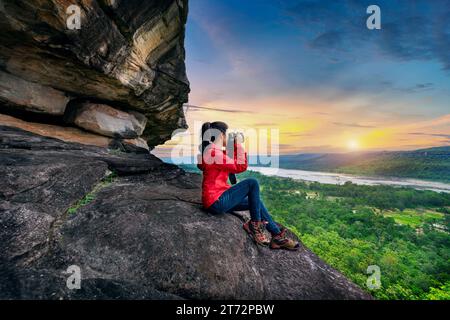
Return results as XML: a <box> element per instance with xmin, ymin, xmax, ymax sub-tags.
<box><xmin>382</xmin><ymin>208</ymin><xmax>445</xmax><ymax>229</ymax></box>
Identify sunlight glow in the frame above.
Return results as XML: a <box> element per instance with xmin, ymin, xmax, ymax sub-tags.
<box><xmin>347</xmin><ymin>139</ymin><xmax>360</xmax><ymax>151</ymax></box>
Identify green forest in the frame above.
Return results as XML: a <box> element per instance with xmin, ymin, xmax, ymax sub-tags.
<box><xmin>235</xmin><ymin>171</ymin><xmax>450</xmax><ymax>300</ymax></box>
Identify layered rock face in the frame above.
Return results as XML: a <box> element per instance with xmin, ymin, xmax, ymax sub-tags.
<box><xmin>0</xmin><ymin>0</ymin><xmax>189</xmax><ymax>148</ymax></box>
<box><xmin>0</xmin><ymin>127</ymin><xmax>372</xmax><ymax>299</ymax></box>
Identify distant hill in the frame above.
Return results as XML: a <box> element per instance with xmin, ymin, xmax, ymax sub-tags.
<box><xmin>165</xmin><ymin>146</ymin><xmax>450</xmax><ymax>183</ymax></box>
<box><xmin>279</xmin><ymin>146</ymin><xmax>450</xmax><ymax>182</ymax></box>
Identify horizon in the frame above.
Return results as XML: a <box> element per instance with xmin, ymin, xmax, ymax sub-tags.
<box><xmin>159</xmin><ymin>144</ymin><xmax>450</xmax><ymax>161</ymax></box>
<box><xmin>153</xmin><ymin>0</ymin><xmax>450</xmax><ymax>158</ymax></box>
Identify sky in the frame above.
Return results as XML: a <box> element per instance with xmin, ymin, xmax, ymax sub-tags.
<box><xmin>154</xmin><ymin>0</ymin><xmax>450</xmax><ymax>157</ymax></box>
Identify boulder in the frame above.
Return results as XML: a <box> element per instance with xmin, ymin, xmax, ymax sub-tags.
<box><xmin>0</xmin><ymin>113</ymin><xmax>111</xmax><ymax>147</ymax></box>
<box><xmin>0</xmin><ymin>126</ymin><xmax>372</xmax><ymax>300</ymax></box>
<box><xmin>121</xmin><ymin>137</ymin><xmax>150</xmax><ymax>152</ymax></box>
<box><xmin>0</xmin><ymin>113</ymin><xmax>149</xmax><ymax>152</ymax></box>
<box><xmin>0</xmin><ymin>71</ymin><xmax>69</xmax><ymax>115</ymax></box>
<box><xmin>68</xmin><ymin>102</ymin><xmax>147</xmax><ymax>139</ymax></box>
<box><xmin>0</xmin><ymin>0</ymin><xmax>190</xmax><ymax>147</ymax></box>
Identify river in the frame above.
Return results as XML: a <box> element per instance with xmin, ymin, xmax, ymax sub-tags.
<box><xmin>249</xmin><ymin>167</ymin><xmax>450</xmax><ymax>193</ymax></box>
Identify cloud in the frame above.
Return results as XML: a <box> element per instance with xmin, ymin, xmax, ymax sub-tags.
<box><xmin>308</xmin><ymin>31</ymin><xmax>342</xmax><ymax>50</ymax></box>
<box><xmin>401</xmin><ymin>83</ymin><xmax>434</xmax><ymax>93</ymax></box>
<box><xmin>379</xmin><ymin>81</ymin><xmax>434</xmax><ymax>93</ymax></box>
<box><xmin>414</xmin><ymin>83</ymin><xmax>434</xmax><ymax>90</ymax></box>
<box><xmin>408</xmin><ymin>132</ymin><xmax>450</xmax><ymax>139</ymax></box>
<box><xmin>332</xmin><ymin>122</ymin><xmax>375</xmax><ymax>128</ymax></box>
<box><xmin>283</xmin><ymin>132</ymin><xmax>314</xmax><ymax>138</ymax></box>
<box><xmin>286</xmin><ymin>0</ymin><xmax>450</xmax><ymax>71</ymax></box>
<box><xmin>296</xmin><ymin>145</ymin><xmax>343</xmax><ymax>153</ymax></box>
<box><xmin>311</xmin><ymin>111</ymin><xmax>330</xmax><ymax>115</ymax></box>
<box><xmin>278</xmin><ymin>143</ymin><xmax>301</xmax><ymax>152</ymax></box>
<box><xmin>182</xmin><ymin>0</ymin><xmax>449</xmax><ymax>155</ymax></box>
<box><xmin>190</xmin><ymin>5</ymin><xmax>268</xmax><ymax>78</ymax></box>
<box><xmin>253</xmin><ymin>122</ymin><xmax>278</xmax><ymax>127</ymax></box>
<box><xmin>278</xmin><ymin>143</ymin><xmax>296</xmax><ymax>148</ymax></box>
<box><xmin>183</xmin><ymin>104</ymin><xmax>252</xmax><ymax>114</ymax></box>
<box><xmin>403</xmin><ymin>114</ymin><xmax>450</xmax><ymax>130</ymax></box>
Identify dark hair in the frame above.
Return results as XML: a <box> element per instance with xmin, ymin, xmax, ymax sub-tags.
<box><xmin>200</xmin><ymin>121</ymin><xmax>228</xmax><ymax>153</ymax></box>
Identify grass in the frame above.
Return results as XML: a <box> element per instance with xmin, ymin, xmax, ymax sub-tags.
<box><xmin>383</xmin><ymin>208</ymin><xmax>445</xmax><ymax>228</ymax></box>
<box><xmin>67</xmin><ymin>171</ymin><xmax>117</xmax><ymax>214</ymax></box>
<box><xmin>109</xmin><ymin>148</ymin><xmax>127</xmax><ymax>156</ymax></box>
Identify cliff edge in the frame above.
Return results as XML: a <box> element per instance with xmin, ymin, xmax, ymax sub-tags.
<box><xmin>0</xmin><ymin>126</ymin><xmax>371</xmax><ymax>299</ymax></box>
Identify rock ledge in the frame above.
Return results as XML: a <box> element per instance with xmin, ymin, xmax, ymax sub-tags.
<box><xmin>0</xmin><ymin>126</ymin><xmax>372</xmax><ymax>300</ymax></box>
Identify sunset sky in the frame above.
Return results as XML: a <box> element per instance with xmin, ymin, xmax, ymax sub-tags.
<box><xmin>154</xmin><ymin>0</ymin><xmax>450</xmax><ymax>157</ymax></box>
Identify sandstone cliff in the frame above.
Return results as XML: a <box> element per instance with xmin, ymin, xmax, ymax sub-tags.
<box><xmin>0</xmin><ymin>0</ymin><xmax>189</xmax><ymax>148</ymax></box>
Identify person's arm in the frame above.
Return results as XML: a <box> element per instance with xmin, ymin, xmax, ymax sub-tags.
<box><xmin>232</xmin><ymin>143</ymin><xmax>248</xmax><ymax>173</ymax></box>
<box><xmin>205</xmin><ymin>143</ymin><xmax>248</xmax><ymax>173</ymax></box>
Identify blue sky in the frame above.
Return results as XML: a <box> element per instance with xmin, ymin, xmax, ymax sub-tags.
<box><xmin>156</xmin><ymin>0</ymin><xmax>450</xmax><ymax>155</ymax></box>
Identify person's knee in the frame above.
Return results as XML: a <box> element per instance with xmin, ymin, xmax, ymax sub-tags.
<box><xmin>245</xmin><ymin>178</ymin><xmax>259</xmax><ymax>190</ymax></box>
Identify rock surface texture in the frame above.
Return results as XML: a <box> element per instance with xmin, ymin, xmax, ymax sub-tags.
<box><xmin>0</xmin><ymin>71</ymin><xmax>70</xmax><ymax>115</ymax></box>
<box><xmin>68</xmin><ymin>102</ymin><xmax>147</xmax><ymax>138</ymax></box>
<box><xmin>0</xmin><ymin>0</ymin><xmax>190</xmax><ymax>147</ymax></box>
<box><xmin>0</xmin><ymin>126</ymin><xmax>372</xmax><ymax>300</ymax></box>
<box><xmin>0</xmin><ymin>113</ymin><xmax>149</xmax><ymax>151</ymax></box>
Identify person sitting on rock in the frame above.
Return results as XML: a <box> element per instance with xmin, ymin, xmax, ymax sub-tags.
<box><xmin>197</xmin><ymin>121</ymin><xmax>299</xmax><ymax>251</ymax></box>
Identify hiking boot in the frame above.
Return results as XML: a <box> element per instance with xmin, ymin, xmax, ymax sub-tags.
<box><xmin>243</xmin><ymin>220</ymin><xmax>270</xmax><ymax>246</ymax></box>
<box><xmin>270</xmin><ymin>228</ymin><xmax>300</xmax><ymax>251</ymax></box>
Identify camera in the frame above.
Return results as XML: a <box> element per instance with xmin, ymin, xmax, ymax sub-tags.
<box><xmin>228</xmin><ymin>131</ymin><xmax>245</xmax><ymax>143</ymax></box>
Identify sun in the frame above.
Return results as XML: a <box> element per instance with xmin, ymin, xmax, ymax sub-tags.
<box><xmin>347</xmin><ymin>139</ymin><xmax>360</xmax><ymax>151</ymax></box>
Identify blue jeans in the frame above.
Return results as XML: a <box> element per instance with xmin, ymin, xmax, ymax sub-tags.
<box><xmin>209</xmin><ymin>178</ymin><xmax>281</xmax><ymax>235</ymax></box>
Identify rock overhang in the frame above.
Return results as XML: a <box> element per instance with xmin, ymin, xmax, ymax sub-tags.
<box><xmin>0</xmin><ymin>0</ymin><xmax>190</xmax><ymax>148</ymax></box>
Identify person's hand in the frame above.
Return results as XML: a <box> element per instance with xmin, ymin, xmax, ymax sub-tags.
<box><xmin>234</xmin><ymin>134</ymin><xmax>245</xmax><ymax>152</ymax></box>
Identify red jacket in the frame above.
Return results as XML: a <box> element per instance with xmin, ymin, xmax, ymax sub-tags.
<box><xmin>197</xmin><ymin>143</ymin><xmax>248</xmax><ymax>208</ymax></box>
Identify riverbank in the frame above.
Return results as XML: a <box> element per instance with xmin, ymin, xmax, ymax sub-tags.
<box><xmin>249</xmin><ymin>167</ymin><xmax>450</xmax><ymax>193</ymax></box>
